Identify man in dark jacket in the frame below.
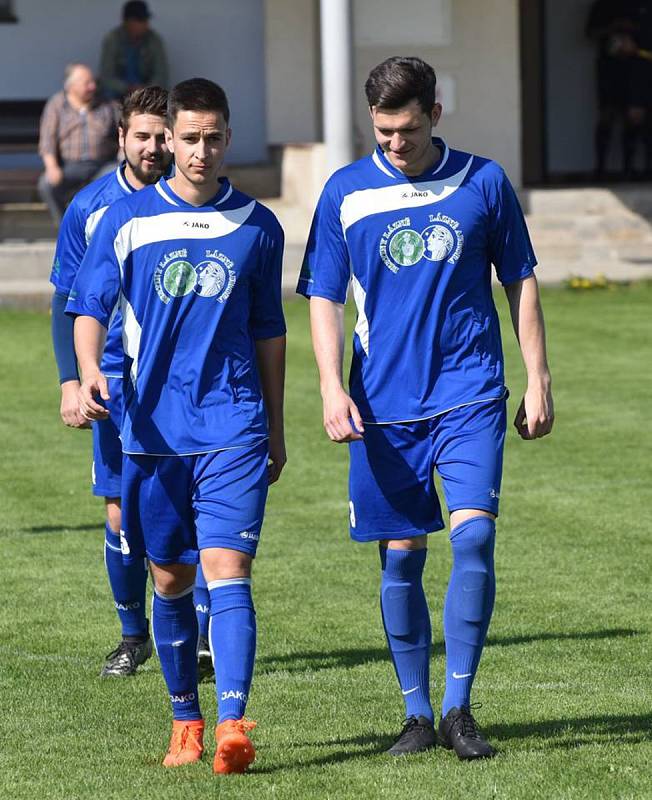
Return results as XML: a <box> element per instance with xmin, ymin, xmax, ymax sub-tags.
<box><xmin>100</xmin><ymin>1</ymin><xmax>169</xmax><ymax>100</ymax></box>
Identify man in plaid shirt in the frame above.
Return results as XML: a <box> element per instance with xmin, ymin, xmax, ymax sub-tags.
<box><xmin>38</xmin><ymin>63</ymin><xmax>120</xmax><ymax>224</ymax></box>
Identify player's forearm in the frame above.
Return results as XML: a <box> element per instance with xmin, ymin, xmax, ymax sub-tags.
<box><xmin>309</xmin><ymin>296</ymin><xmax>346</xmax><ymax>395</ymax></box>
<box><xmin>51</xmin><ymin>291</ymin><xmax>80</xmax><ymax>383</ymax></box>
<box><xmin>255</xmin><ymin>335</ymin><xmax>286</xmax><ymax>432</ymax></box>
<box><xmin>73</xmin><ymin>315</ymin><xmax>107</xmax><ymax>378</ymax></box>
<box><xmin>505</xmin><ymin>275</ymin><xmax>551</xmax><ymax>387</ymax></box>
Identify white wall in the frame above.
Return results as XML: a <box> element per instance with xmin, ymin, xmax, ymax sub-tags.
<box><xmin>0</xmin><ymin>0</ymin><xmax>267</xmax><ymax>163</ymax></box>
<box><xmin>264</xmin><ymin>0</ymin><xmax>320</xmax><ymax>143</ymax></box>
<box><xmin>353</xmin><ymin>0</ymin><xmax>523</xmax><ymax>184</ymax></box>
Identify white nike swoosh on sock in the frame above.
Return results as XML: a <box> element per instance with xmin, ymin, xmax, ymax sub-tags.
<box><xmin>401</xmin><ymin>686</ymin><xmax>419</xmax><ymax>695</ymax></box>
<box><xmin>452</xmin><ymin>671</ymin><xmax>472</xmax><ymax>679</ymax></box>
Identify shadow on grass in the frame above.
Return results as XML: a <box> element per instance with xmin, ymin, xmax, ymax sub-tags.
<box><xmin>18</xmin><ymin>522</ymin><xmax>101</xmax><ymax>534</ymax></box>
<box><xmin>253</xmin><ymin>712</ymin><xmax>652</xmax><ymax>773</ymax></box>
<box><xmin>486</xmin><ymin>711</ymin><xmax>652</xmax><ymax>750</ymax></box>
<box><xmin>252</xmin><ymin>732</ymin><xmax>394</xmax><ymax>774</ymax></box>
<box><xmin>257</xmin><ymin>628</ymin><xmax>643</xmax><ymax>674</ymax></box>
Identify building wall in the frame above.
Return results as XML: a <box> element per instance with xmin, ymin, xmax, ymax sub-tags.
<box><xmin>0</xmin><ymin>0</ymin><xmax>267</xmax><ymax>163</ymax></box>
<box><xmin>263</xmin><ymin>0</ymin><xmax>523</xmax><ymax>183</ymax></box>
<box><xmin>264</xmin><ymin>0</ymin><xmax>321</xmax><ymax>143</ymax></box>
<box><xmin>353</xmin><ymin>0</ymin><xmax>523</xmax><ymax>184</ymax></box>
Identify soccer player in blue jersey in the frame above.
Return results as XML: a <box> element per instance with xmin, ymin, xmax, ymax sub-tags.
<box><xmin>298</xmin><ymin>57</ymin><xmax>554</xmax><ymax>759</ymax></box>
<box><xmin>68</xmin><ymin>78</ymin><xmax>286</xmax><ymax>774</ymax></box>
<box><xmin>50</xmin><ymin>86</ymin><xmax>172</xmax><ymax>677</ymax></box>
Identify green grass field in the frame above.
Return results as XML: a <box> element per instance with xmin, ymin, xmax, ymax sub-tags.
<box><xmin>1</xmin><ymin>284</ymin><xmax>651</xmax><ymax>800</ymax></box>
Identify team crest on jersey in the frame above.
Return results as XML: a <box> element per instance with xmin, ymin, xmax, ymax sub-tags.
<box><xmin>380</xmin><ymin>213</ymin><xmax>464</xmax><ymax>273</ymax></box>
<box><xmin>154</xmin><ymin>248</ymin><xmax>236</xmax><ymax>304</ymax></box>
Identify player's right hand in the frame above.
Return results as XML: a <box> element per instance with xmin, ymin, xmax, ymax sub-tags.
<box><xmin>78</xmin><ymin>371</ymin><xmax>110</xmax><ymax>421</ymax></box>
<box><xmin>60</xmin><ymin>380</ymin><xmax>91</xmax><ymax>428</ymax></box>
<box><xmin>322</xmin><ymin>386</ymin><xmax>365</xmax><ymax>443</ymax></box>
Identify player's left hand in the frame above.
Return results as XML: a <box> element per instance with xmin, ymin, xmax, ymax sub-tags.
<box><xmin>514</xmin><ymin>380</ymin><xmax>554</xmax><ymax>440</ymax></box>
<box><xmin>267</xmin><ymin>429</ymin><xmax>287</xmax><ymax>485</ymax></box>
<box><xmin>78</xmin><ymin>371</ymin><xmax>111</xmax><ymax>421</ymax></box>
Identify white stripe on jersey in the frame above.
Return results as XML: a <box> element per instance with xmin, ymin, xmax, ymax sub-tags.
<box><xmin>155</xmin><ymin>181</ymin><xmax>179</xmax><ymax>205</ymax></box>
<box><xmin>116</xmin><ymin>165</ymin><xmax>131</xmax><ymax>193</ymax></box>
<box><xmin>113</xmin><ymin>201</ymin><xmax>257</xmax><ymax>269</ymax></box>
<box><xmin>371</xmin><ymin>150</ymin><xmax>395</xmax><ymax>179</ymax></box>
<box><xmin>339</xmin><ymin>155</ymin><xmax>473</xmax><ymax>232</ymax></box>
<box><xmin>351</xmin><ymin>274</ymin><xmax>369</xmax><ymax>356</ymax></box>
<box><xmin>120</xmin><ymin>294</ymin><xmax>142</xmax><ymax>385</ymax></box>
<box><xmin>84</xmin><ymin>205</ymin><xmax>109</xmax><ymax>245</ymax></box>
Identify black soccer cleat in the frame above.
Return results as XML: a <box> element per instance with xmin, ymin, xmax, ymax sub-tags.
<box><xmin>197</xmin><ymin>635</ymin><xmax>214</xmax><ymax>683</ymax></box>
<box><xmin>437</xmin><ymin>706</ymin><xmax>496</xmax><ymax>760</ymax></box>
<box><xmin>386</xmin><ymin>715</ymin><xmax>437</xmax><ymax>756</ymax></box>
<box><xmin>100</xmin><ymin>635</ymin><xmax>153</xmax><ymax>677</ymax></box>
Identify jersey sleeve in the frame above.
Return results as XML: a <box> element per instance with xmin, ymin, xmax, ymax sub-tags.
<box><xmin>249</xmin><ymin>219</ymin><xmax>287</xmax><ymax>340</ymax></box>
<box><xmin>50</xmin><ymin>199</ymin><xmax>87</xmax><ymax>294</ymax></box>
<box><xmin>65</xmin><ymin>211</ymin><xmax>121</xmax><ymax>327</ymax></box>
<box><xmin>296</xmin><ymin>181</ymin><xmax>350</xmax><ymax>303</ymax></box>
<box><xmin>487</xmin><ymin>167</ymin><xmax>537</xmax><ymax>286</ymax></box>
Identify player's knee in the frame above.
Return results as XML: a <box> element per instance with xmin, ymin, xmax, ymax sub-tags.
<box><xmin>200</xmin><ymin>546</ymin><xmax>252</xmax><ymax>582</ymax></box>
<box><xmin>151</xmin><ymin>562</ymin><xmax>196</xmax><ymax>597</ymax></box>
<box><xmin>105</xmin><ymin>499</ymin><xmax>121</xmax><ymax>533</ymax></box>
<box><xmin>450</xmin><ymin>515</ymin><xmax>495</xmax><ymax>551</ymax></box>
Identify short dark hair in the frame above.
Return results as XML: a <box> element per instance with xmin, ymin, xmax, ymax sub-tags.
<box><xmin>120</xmin><ymin>85</ymin><xmax>168</xmax><ymax>130</ymax></box>
<box><xmin>123</xmin><ymin>0</ymin><xmax>150</xmax><ymax>20</ymax></box>
<box><xmin>364</xmin><ymin>56</ymin><xmax>437</xmax><ymax>114</ymax></box>
<box><xmin>167</xmin><ymin>78</ymin><xmax>230</xmax><ymax>127</ymax></box>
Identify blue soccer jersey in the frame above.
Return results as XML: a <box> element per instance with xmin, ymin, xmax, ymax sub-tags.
<box><xmin>66</xmin><ymin>177</ymin><xmax>286</xmax><ymax>456</ymax></box>
<box><xmin>51</xmin><ymin>164</ymin><xmax>136</xmax><ymax>377</ymax></box>
<box><xmin>297</xmin><ymin>138</ymin><xmax>537</xmax><ymax>424</ymax></box>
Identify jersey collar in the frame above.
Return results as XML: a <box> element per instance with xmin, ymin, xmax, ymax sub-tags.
<box><xmin>155</xmin><ymin>176</ymin><xmax>232</xmax><ymax>208</ymax></box>
<box><xmin>116</xmin><ymin>161</ymin><xmax>137</xmax><ymax>194</ymax></box>
<box><xmin>372</xmin><ymin>137</ymin><xmax>450</xmax><ymax>181</ymax></box>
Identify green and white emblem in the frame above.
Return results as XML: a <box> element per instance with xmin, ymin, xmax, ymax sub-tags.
<box><xmin>388</xmin><ymin>229</ymin><xmax>424</xmax><ymax>267</ymax></box>
<box><xmin>163</xmin><ymin>260</ymin><xmax>197</xmax><ymax>297</ymax></box>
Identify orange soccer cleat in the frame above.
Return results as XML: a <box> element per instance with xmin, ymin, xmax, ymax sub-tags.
<box><xmin>213</xmin><ymin>718</ymin><xmax>257</xmax><ymax>774</ymax></box>
<box><xmin>162</xmin><ymin>719</ymin><xmax>205</xmax><ymax>767</ymax></box>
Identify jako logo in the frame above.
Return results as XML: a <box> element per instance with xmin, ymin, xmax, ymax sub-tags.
<box><xmin>195</xmin><ymin>603</ymin><xmax>209</xmax><ymax>614</ymax></box>
<box><xmin>221</xmin><ymin>690</ymin><xmax>247</xmax><ymax>702</ymax></box>
<box><xmin>239</xmin><ymin>530</ymin><xmax>259</xmax><ymax>541</ymax></box>
<box><xmin>115</xmin><ymin>601</ymin><xmax>141</xmax><ymax>611</ymax></box>
<box><xmin>183</xmin><ymin>221</ymin><xmax>210</xmax><ymax>229</ymax></box>
<box><xmin>170</xmin><ymin>692</ymin><xmax>196</xmax><ymax>703</ymax></box>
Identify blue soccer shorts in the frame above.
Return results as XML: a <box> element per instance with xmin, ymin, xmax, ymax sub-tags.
<box><xmin>348</xmin><ymin>397</ymin><xmax>507</xmax><ymax>542</ymax></box>
<box><xmin>91</xmin><ymin>377</ymin><xmax>123</xmax><ymax>498</ymax></box>
<box><xmin>120</xmin><ymin>440</ymin><xmax>270</xmax><ymax>565</ymax></box>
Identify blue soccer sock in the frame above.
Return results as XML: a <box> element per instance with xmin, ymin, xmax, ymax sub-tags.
<box><xmin>379</xmin><ymin>546</ymin><xmax>433</xmax><ymax>722</ymax></box>
<box><xmin>152</xmin><ymin>586</ymin><xmax>202</xmax><ymax>721</ymax></box>
<box><xmin>104</xmin><ymin>524</ymin><xmax>148</xmax><ymax>639</ymax></box>
<box><xmin>442</xmin><ymin>516</ymin><xmax>496</xmax><ymax>716</ymax></box>
<box><xmin>208</xmin><ymin>578</ymin><xmax>256</xmax><ymax>723</ymax></box>
<box><xmin>193</xmin><ymin>563</ymin><xmax>210</xmax><ymax>639</ymax></box>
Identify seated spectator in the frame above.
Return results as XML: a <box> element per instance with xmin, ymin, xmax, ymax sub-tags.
<box><xmin>100</xmin><ymin>1</ymin><xmax>169</xmax><ymax>100</ymax></box>
<box><xmin>38</xmin><ymin>63</ymin><xmax>119</xmax><ymax>225</ymax></box>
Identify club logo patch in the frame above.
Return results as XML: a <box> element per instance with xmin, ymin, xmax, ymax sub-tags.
<box><xmin>194</xmin><ymin>260</ymin><xmax>226</xmax><ymax>297</ymax></box>
<box><xmin>380</xmin><ymin>213</ymin><xmax>464</xmax><ymax>273</ymax></box>
<box><xmin>154</xmin><ymin>248</ymin><xmax>236</xmax><ymax>304</ymax></box>
<box><xmin>388</xmin><ymin>228</ymin><xmax>424</xmax><ymax>267</ymax></box>
<box><xmin>163</xmin><ymin>260</ymin><xmax>196</xmax><ymax>297</ymax></box>
<box><xmin>421</xmin><ymin>224</ymin><xmax>455</xmax><ymax>261</ymax></box>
